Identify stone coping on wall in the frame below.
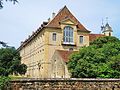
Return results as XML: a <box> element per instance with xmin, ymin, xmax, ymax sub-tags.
<box><xmin>11</xmin><ymin>78</ymin><xmax>120</xmax><ymax>82</ymax></box>
<box><xmin>9</xmin><ymin>78</ymin><xmax>120</xmax><ymax>90</ymax></box>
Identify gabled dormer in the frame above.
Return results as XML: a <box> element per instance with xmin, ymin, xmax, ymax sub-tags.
<box><xmin>60</xmin><ymin>18</ymin><xmax>76</xmax><ymax>25</ymax></box>
<box><xmin>60</xmin><ymin>18</ymin><xmax>77</xmax><ymax>45</ymax></box>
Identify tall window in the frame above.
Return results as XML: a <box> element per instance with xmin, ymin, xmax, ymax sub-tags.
<box><xmin>79</xmin><ymin>36</ymin><xmax>83</xmax><ymax>44</ymax></box>
<box><xmin>52</xmin><ymin>33</ymin><xmax>56</xmax><ymax>41</ymax></box>
<box><xmin>63</xmin><ymin>26</ymin><xmax>73</xmax><ymax>43</ymax></box>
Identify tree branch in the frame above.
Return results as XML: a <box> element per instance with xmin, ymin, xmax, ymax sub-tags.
<box><xmin>0</xmin><ymin>0</ymin><xmax>18</xmax><ymax>9</ymax></box>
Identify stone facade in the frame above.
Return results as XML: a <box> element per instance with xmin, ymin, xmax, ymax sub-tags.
<box><xmin>51</xmin><ymin>50</ymin><xmax>73</xmax><ymax>78</ymax></box>
<box><xmin>18</xmin><ymin>6</ymin><xmax>113</xmax><ymax>78</ymax></box>
<box><xmin>8</xmin><ymin>78</ymin><xmax>120</xmax><ymax>90</ymax></box>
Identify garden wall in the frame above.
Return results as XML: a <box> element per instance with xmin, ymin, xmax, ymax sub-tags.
<box><xmin>8</xmin><ymin>78</ymin><xmax>120</xmax><ymax>90</ymax></box>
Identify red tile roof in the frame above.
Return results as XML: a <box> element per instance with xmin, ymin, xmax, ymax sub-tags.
<box><xmin>89</xmin><ymin>34</ymin><xmax>105</xmax><ymax>42</ymax></box>
<box><xmin>47</xmin><ymin>6</ymin><xmax>90</xmax><ymax>32</ymax></box>
<box><xmin>56</xmin><ymin>50</ymin><xmax>77</xmax><ymax>62</ymax></box>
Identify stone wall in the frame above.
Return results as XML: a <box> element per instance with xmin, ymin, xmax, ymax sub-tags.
<box><xmin>8</xmin><ymin>78</ymin><xmax>120</xmax><ymax>90</ymax></box>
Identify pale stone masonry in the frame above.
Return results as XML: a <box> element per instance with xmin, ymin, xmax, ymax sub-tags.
<box><xmin>18</xmin><ymin>6</ymin><xmax>113</xmax><ymax>78</ymax></box>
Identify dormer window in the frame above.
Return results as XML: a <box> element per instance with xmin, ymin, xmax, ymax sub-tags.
<box><xmin>63</xmin><ymin>26</ymin><xmax>73</xmax><ymax>44</ymax></box>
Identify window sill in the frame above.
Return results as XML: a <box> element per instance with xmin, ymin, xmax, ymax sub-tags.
<box><xmin>61</xmin><ymin>42</ymin><xmax>76</xmax><ymax>46</ymax></box>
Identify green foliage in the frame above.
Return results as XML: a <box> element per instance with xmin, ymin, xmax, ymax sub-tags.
<box><xmin>0</xmin><ymin>47</ymin><xmax>27</xmax><ymax>89</ymax></box>
<box><xmin>68</xmin><ymin>36</ymin><xmax>120</xmax><ymax>78</ymax></box>
<box><xmin>0</xmin><ymin>76</ymin><xmax>10</xmax><ymax>90</ymax></box>
<box><xmin>0</xmin><ymin>47</ymin><xmax>27</xmax><ymax>76</ymax></box>
<box><xmin>0</xmin><ymin>0</ymin><xmax>18</xmax><ymax>9</ymax></box>
<box><xmin>90</xmin><ymin>36</ymin><xmax>120</xmax><ymax>47</ymax></box>
<box><xmin>0</xmin><ymin>41</ymin><xmax>9</xmax><ymax>47</ymax></box>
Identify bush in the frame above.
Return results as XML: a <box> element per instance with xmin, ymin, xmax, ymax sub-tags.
<box><xmin>0</xmin><ymin>76</ymin><xmax>10</xmax><ymax>90</ymax></box>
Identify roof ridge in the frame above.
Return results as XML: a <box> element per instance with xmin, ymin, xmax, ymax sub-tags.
<box><xmin>58</xmin><ymin>5</ymin><xmax>67</xmax><ymax>13</ymax></box>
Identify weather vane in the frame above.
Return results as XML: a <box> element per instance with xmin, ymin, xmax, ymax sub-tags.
<box><xmin>106</xmin><ymin>17</ymin><xmax>108</xmax><ymax>23</ymax></box>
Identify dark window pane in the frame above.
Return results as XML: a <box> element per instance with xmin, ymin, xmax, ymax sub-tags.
<box><xmin>53</xmin><ymin>33</ymin><xmax>56</xmax><ymax>41</ymax></box>
<box><xmin>63</xmin><ymin>26</ymin><xmax>73</xmax><ymax>43</ymax></box>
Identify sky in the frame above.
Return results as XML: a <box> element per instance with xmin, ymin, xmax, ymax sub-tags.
<box><xmin>0</xmin><ymin>0</ymin><xmax>120</xmax><ymax>48</ymax></box>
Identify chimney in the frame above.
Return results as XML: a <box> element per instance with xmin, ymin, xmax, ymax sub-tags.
<box><xmin>28</xmin><ymin>35</ymin><xmax>31</xmax><ymax>38</ymax></box>
<box><xmin>21</xmin><ymin>41</ymin><xmax>24</xmax><ymax>44</ymax></box>
<box><xmin>48</xmin><ymin>18</ymin><xmax>50</xmax><ymax>22</ymax></box>
<box><xmin>52</xmin><ymin>12</ymin><xmax>55</xmax><ymax>19</ymax></box>
<box><xmin>32</xmin><ymin>31</ymin><xmax>35</xmax><ymax>35</ymax></box>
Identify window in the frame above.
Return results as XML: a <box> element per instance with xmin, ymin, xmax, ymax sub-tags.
<box><xmin>63</xmin><ymin>26</ymin><xmax>73</xmax><ymax>43</ymax></box>
<box><xmin>52</xmin><ymin>33</ymin><xmax>56</xmax><ymax>41</ymax></box>
<box><xmin>80</xmin><ymin>36</ymin><xmax>83</xmax><ymax>44</ymax></box>
<box><xmin>69</xmin><ymin>48</ymin><xmax>73</xmax><ymax>51</ymax></box>
<box><xmin>109</xmin><ymin>32</ymin><xmax>111</xmax><ymax>36</ymax></box>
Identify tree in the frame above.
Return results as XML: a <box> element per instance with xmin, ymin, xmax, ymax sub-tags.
<box><xmin>0</xmin><ymin>47</ymin><xmax>27</xmax><ymax>76</ymax></box>
<box><xmin>90</xmin><ymin>36</ymin><xmax>120</xmax><ymax>47</ymax></box>
<box><xmin>0</xmin><ymin>0</ymin><xmax>18</xmax><ymax>9</ymax></box>
<box><xmin>0</xmin><ymin>76</ymin><xmax>10</xmax><ymax>89</ymax></box>
<box><xmin>0</xmin><ymin>41</ymin><xmax>9</xmax><ymax>47</ymax></box>
<box><xmin>68</xmin><ymin>36</ymin><xmax>120</xmax><ymax>78</ymax></box>
<box><xmin>0</xmin><ymin>43</ymin><xmax>27</xmax><ymax>89</ymax></box>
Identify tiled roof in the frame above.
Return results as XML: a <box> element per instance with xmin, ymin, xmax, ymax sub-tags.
<box><xmin>56</xmin><ymin>50</ymin><xmax>77</xmax><ymax>62</ymax></box>
<box><xmin>89</xmin><ymin>34</ymin><xmax>105</xmax><ymax>42</ymax></box>
<box><xmin>47</xmin><ymin>6</ymin><xmax>90</xmax><ymax>32</ymax></box>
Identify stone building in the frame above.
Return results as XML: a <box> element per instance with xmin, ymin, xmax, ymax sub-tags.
<box><xmin>18</xmin><ymin>6</ymin><xmax>113</xmax><ymax>78</ymax></box>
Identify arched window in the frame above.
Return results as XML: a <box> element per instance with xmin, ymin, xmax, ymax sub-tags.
<box><xmin>63</xmin><ymin>26</ymin><xmax>73</xmax><ymax>43</ymax></box>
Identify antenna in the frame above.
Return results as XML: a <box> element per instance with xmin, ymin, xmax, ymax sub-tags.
<box><xmin>101</xmin><ymin>18</ymin><xmax>104</xmax><ymax>32</ymax></box>
<box><xmin>102</xmin><ymin>18</ymin><xmax>104</xmax><ymax>26</ymax></box>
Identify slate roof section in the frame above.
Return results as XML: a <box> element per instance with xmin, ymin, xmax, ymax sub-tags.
<box><xmin>47</xmin><ymin>6</ymin><xmax>90</xmax><ymax>32</ymax></box>
<box><xmin>56</xmin><ymin>50</ymin><xmax>77</xmax><ymax>62</ymax></box>
<box><xmin>89</xmin><ymin>34</ymin><xmax>105</xmax><ymax>42</ymax></box>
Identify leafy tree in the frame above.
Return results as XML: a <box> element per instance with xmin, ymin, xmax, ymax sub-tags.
<box><xmin>68</xmin><ymin>36</ymin><xmax>120</xmax><ymax>78</ymax></box>
<box><xmin>0</xmin><ymin>76</ymin><xmax>10</xmax><ymax>90</ymax></box>
<box><xmin>0</xmin><ymin>44</ymin><xmax>27</xmax><ymax>89</ymax></box>
<box><xmin>0</xmin><ymin>41</ymin><xmax>10</xmax><ymax>48</ymax></box>
<box><xmin>90</xmin><ymin>36</ymin><xmax>120</xmax><ymax>48</ymax></box>
<box><xmin>0</xmin><ymin>47</ymin><xmax>27</xmax><ymax>76</ymax></box>
<box><xmin>0</xmin><ymin>0</ymin><xmax>18</xmax><ymax>9</ymax></box>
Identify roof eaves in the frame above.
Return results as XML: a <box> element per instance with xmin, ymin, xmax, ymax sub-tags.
<box><xmin>18</xmin><ymin>26</ymin><xmax>45</xmax><ymax>51</ymax></box>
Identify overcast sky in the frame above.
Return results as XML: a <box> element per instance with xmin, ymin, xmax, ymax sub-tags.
<box><xmin>0</xmin><ymin>0</ymin><xmax>120</xmax><ymax>48</ymax></box>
